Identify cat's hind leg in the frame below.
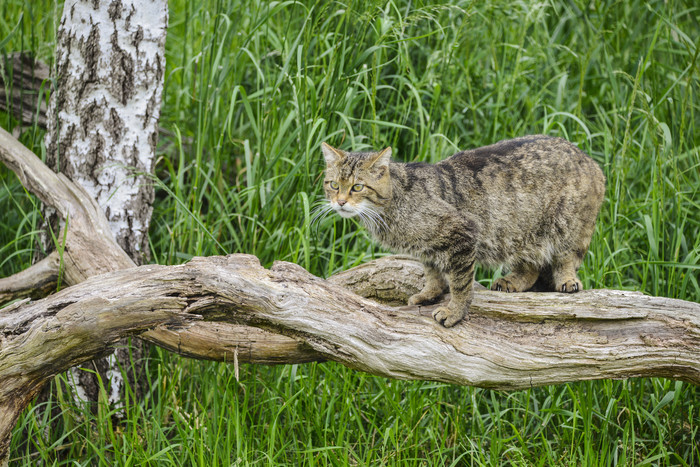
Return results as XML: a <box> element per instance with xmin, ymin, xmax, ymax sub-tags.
<box><xmin>552</xmin><ymin>252</ymin><xmax>584</xmax><ymax>293</ymax></box>
<box><xmin>408</xmin><ymin>264</ymin><xmax>448</xmax><ymax>305</ymax></box>
<box><xmin>551</xmin><ymin>200</ymin><xmax>598</xmax><ymax>292</ymax></box>
<box><xmin>491</xmin><ymin>263</ymin><xmax>539</xmax><ymax>292</ymax></box>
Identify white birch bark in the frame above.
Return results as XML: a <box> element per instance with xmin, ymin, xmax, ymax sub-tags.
<box><xmin>42</xmin><ymin>0</ymin><xmax>168</xmax><ymax>409</ymax></box>
<box><xmin>45</xmin><ymin>0</ymin><xmax>167</xmax><ymax>262</ymax></box>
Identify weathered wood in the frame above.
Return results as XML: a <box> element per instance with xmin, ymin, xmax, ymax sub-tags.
<box><xmin>0</xmin><ymin>252</ymin><xmax>59</xmax><ymax>304</ymax></box>
<box><xmin>2</xmin><ymin>255</ymin><xmax>698</xmax><ymax>426</ymax></box>
<box><xmin>327</xmin><ymin>255</ymin><xmax>426</xmax><ymax>305</ymax></box>
<box><xmin>144</xmin><ymin>322</ymin><xmax>322</xmax><ymax>365</ymax></box>
<box><xmin>0</xmin><ymin>126</ymin><xmax>334</xmax><ymax>366</ymax></box>
<box><xmin>0</xmin><ymin>126</ymin><xmax>135</xmax><ymax>285</ymax></box>
<box><xmin>2</xmin><ymin>123</ymin><xmax>700</xmax><ymax>463</ymax></box>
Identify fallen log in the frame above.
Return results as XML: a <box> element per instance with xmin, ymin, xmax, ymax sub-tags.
<box><xmin>2</xmin><ymin>252</ymin><xmax>699</xmax><ymax>460</ymax></box>
<box><xmin>2</xmin><ymin>126</ymin><xmax>700</xmax><ymax>463</ymax></box>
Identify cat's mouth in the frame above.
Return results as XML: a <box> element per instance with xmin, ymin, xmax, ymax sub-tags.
<box><xmin>333</xmin><ymin>205</ymin><xmax>357</xmax><ymax>218</ymax></box>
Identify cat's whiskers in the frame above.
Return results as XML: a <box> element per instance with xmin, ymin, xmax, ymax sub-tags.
<box><xmin>358</xmin><ymin>209</ymin><xmax>377</xmax><ymax>231</ymax></box>
<box><xmin>356</xmin><ymin>209</ymin><xmax>377</xmax><ymax>232</ymax></box>
<box><xmin>310</xmin><ymin>203</ymin><xmax>335</xmax><ymax>230</ymax></box>
<box><xmin>357</xmin><ymin>204</ymin><xmax>388</xmax><ymax>234</ymax></box>
<box><xmin>310</xmin><ymin>205</ymin><xmax>333</xmax><ymax>223</ymax></box>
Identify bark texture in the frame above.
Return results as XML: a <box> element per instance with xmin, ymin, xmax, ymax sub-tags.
<box><xmin>36</xmin><ymin>0</ymin><xmax>168</xmax><ymax>412</ymax></box>
<box><xmin>0</xmin><ymin>53</ymin><xmax>190</xmax><ymax>154</ymax></box>
<box><xmin>44</xmin><ymin>0</ymin><xmax>167</xmax><ymax>262</ymax></box>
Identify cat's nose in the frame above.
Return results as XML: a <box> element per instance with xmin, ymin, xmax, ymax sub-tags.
<box><xmin>337</xmin><ymin>199</ymin><xmax>347</xmax><ymax>206</ymax></box>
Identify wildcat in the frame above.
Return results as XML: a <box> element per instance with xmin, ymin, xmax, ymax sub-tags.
<box><xmin>320</xmin><ymin>135</ymin><xmax>605</xmax><ymax>327</ymax></box>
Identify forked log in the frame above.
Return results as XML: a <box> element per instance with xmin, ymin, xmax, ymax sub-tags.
<box><xmin>2</xmin><ymin>252</ymin><xmax>699</xmax><ymax>459</ymax></box>
<box><xmin>1</xmin><ymin>126</ymin><xmax>700</xmax><ymax>463</ymax></box>
<box><xmin>0</xmin><ymin>126</ymin><xmax>315</xmax><ymax>364</ymax></box>
<box><xmin>3</xmin><ymin>253</ymin><xmax>699</xmax><ymax>384</ymax></box>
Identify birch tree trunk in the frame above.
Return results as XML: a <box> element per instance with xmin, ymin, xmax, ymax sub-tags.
<box><xmin>41</xmin><ymin>0</ymin><xmax>168</xmax><ymax>409</ymax></box>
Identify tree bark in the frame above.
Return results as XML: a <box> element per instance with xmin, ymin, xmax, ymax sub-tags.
<box><xmin>44</xmin><ymin>0</ymin><xmax>166</xmax><ymax>262</ymax></box>
<box><xmin>0</xmin><ymin>52</ymin><xmax>190</xmax><ymax>155</ymax></box>
<box><xmin>39</xmin><ymin>0</ymin><xmax>168</xmax><ymax>412</ymax></box>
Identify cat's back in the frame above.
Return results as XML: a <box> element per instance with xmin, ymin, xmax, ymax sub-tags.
<box><xmin>443</xmin><ymin>135</ymin><xmax>602</xmax><ymax>183</ymax></box>
<box><xmin>392</xmin><ymin>135</ymin><xmax>604</xmax><ymax>209</ymax></box>
<box><xmin>432</xmin><ymin>135</ymin><xmax>603</xmax><ymax>209</ymax></box>
<box><xmin>433</xmin><ymin>135</ymin><xmax>605</xmax><ymax>267</ymax></box>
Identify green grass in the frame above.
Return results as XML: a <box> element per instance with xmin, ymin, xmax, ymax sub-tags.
<box><xmin>2</xmin><ymin>0</ymin><xmax>699</xmax><ymax>465</ymax></box>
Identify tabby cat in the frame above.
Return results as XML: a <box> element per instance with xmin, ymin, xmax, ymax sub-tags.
<box><xmin>320</xmin><ymin>135</ymin><xmax>605</xmax><ymax>327</ymax></box>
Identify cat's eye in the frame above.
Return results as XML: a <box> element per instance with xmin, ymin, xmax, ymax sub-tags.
<box><xmin>329</xmin><ymin>181</ymin><xmax>339</xmax><ymax>190</ymax></box>
<box><xmin>351</xmin><ymin>184</ymin><xmax>364</xmax><ymax>192</ymax></box>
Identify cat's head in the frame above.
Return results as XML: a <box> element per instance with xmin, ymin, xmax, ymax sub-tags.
<box><xmin>321</xmin><ymin>143</ymin><xmax>392</xmax><ymax>220</ymax></box>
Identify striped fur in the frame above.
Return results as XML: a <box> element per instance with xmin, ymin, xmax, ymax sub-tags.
<box><xmin>321</xmin><ymin>136</ymin><xmax>605</xmax><ymax>327</ymax></box>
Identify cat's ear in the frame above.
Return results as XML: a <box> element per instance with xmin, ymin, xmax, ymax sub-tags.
<box><xmin>321</xmin><ymin>142</ymin><xmax>346</xmax><ymax>166</ymax></box>
<box><xmin>369</xmin><ymin>147</ymin><xmax>392</xmax><ymax>168</ymax></box>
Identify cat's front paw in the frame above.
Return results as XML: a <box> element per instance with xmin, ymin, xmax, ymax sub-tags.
<box><xmin>432</xmin><ymin>305</ymin><xmax>466</xmax><ymax>328</ymax></box>
<box><xmin>491</xmin><ymin>277</ymin><xmax>519</xmax><ymax>292</ymax></box>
